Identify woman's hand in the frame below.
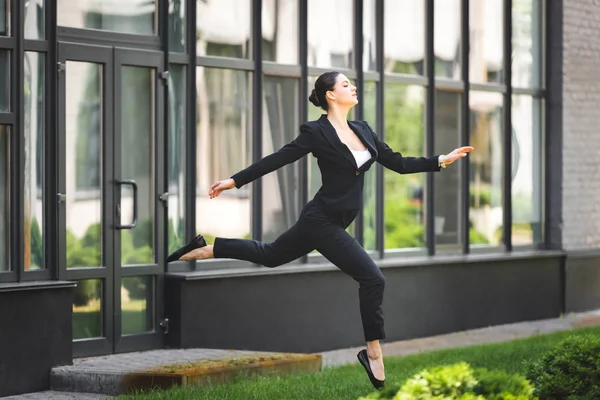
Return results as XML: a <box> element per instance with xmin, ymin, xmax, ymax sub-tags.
<box><xmin>443</xmin><ymin>146</ymin><xmax>474</xmax><ymax>165</ymax></box>
<box><xmin>209</xmin><ymin>178</ymin><xmax>236</xmax><ymax>199</ymax></box>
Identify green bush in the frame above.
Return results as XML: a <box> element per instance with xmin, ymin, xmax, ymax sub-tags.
<box><xmin>526</xmin><ymin>334</ymin><xmax>600</xmax><ymax>400</ymax></box>
<box><xmin>358</xmin><ymin>362</ymin><xmax>537</xmax><ymax>400</ymax></box>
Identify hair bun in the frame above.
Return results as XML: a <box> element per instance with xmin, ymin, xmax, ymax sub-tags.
<box><xmin>309</xmin><ymin>88</ymin><xmax>320</xmax><ymax>107</ymax></box>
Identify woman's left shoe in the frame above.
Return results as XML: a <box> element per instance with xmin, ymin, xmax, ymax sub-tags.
<box><xmin>166</xmin><ymin>234</ymin><xmax>207</xmax><ymax>263</ymax></box>
<box><xmin>357</xmin><ymin>349</ymin><xmax>385</xmax><ymax>390</ymax></box>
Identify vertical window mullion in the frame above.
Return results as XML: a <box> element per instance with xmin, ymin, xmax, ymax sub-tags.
<box><xmin>461</xmin><ymin>0</ymin><xmax>470</xmax><ymax>254</ymax></box>
<box><xmin>375</xmin><ymin>0</ymin><xmax>384</xmax><ymax>259</ymax></box>
<box><xmin>425</xmin><ymin>0</ymin><xmax>435</xmax><ymax>256</ymax></box>
<box><xmin>298</xmin><ymin>0</ymin><xmax>308</xmax><ymax>263</ymax></box>
<box><xmin>251</xmin><ymin>0</ymin><xmax>263</xmax><ymax>243</ymax></box>
<box><xmin>186</xmin><ymin>0</ymin><xmax>196</xmax><ymax>258</ymax></box>
<box><xmin>503</xmin><ymin>0</ymin><xmax>513</xmax><ymax>251</ymax></box>
<box><xmin>13</xmin><ymin>0</ymin><xmax>23</xmax><ymax>280</ymax></box>
<box><xmin>354</xmin><ymin>0</ymin><xmax>364</xmax><ymax>246</ymax></box>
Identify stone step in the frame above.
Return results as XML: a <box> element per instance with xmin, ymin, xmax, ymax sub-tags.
<box><xmin>50</xmin><ymin>348</ymin><xmax>322</xmax><ymax>396</ymax></box>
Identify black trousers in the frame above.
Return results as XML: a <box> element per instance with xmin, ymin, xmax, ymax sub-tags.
<box><xmin>213</xmin><ymin>200</ymin><xmax>386</xmax><ymax>342</ymax></box>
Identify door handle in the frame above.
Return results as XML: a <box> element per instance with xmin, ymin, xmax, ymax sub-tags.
<box><xmin>115</xmin><ymin>179</ymin><xmax>138</xmax><ymax>230</ymax></box>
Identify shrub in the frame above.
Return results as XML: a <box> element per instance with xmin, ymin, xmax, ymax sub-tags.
<box><xmin>526</xmin><ymin>334</ymin><xmax>600</xmax><ymax>400</ymax></box>
<box><xmin>358</xmin><ymin>362</ymin><xmax>537</xmax><ymax>400</ymax></box>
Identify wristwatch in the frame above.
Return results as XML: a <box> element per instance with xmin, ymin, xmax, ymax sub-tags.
<box><xmin>438</xmin><ymin>154</ymin><xmax>447</xmax><ymax>169</ymax></box>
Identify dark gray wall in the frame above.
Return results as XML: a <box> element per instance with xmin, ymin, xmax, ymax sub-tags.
<box><xmin>0</xmin><ymin>285</ymin><xmax>73</xmax><ymax>397</ymax></box>
<box><xmin>165</xmin><ymin>254</ymin><xmax>563</xmax><ymax>353</ymax></box>
<box><xmin>565</xmin><ymin>251</ymin><xmax>600</xmax><ymax>312</ymax></box>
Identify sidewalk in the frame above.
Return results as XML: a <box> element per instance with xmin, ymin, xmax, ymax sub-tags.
<box><xmin>5</xmin><ymin>308</ymin><xmax>600</xmax><ymax>400</ymax></box>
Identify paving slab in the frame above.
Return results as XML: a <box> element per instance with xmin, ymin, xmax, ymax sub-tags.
<box><xmin>50</xmin><ymin>349</ymin><xmax>321</xmax><ymax>396</ymax></box>
<box><xmin>2</xmin><ymin>391</ymin><xmax>110</xmax><ymax>399</ymax></box>
<box><xmin>321</xmin><ymin>309</ymin><xmax>600</xmax><ymax>367</ymax></box>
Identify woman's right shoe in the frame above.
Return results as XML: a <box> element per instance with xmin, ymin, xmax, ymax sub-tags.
<box><xmin>357</xmin><ymin>349</ymin><xmax>385</xmax><ymax>390</ymax></box>
<box><xmin>166</xmin><ymin>234</ymin><xmax>207</xmax><ymax>263</ymax></box>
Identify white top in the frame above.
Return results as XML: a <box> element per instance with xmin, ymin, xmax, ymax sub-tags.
<box><xmin>349</xmin><ymin>147</ymin><xmax>371</xmax><ymax>169</ymax></box>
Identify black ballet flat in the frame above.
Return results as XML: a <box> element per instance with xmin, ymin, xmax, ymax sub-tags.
<box><xmin>166</xmin><ymin>234</ymin><xmax>207</xmax><ymax>263</ymax></box>
<box><xmin>357</xmin><ymin>349</ymin><xmax>385</xmax><ymax>390</ymax></box>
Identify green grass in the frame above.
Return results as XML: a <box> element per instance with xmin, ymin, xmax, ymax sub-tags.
<box><xmin>115</xmin><ymin>326</ymin><xmax>600</xmax><ymax>400</ymax></box>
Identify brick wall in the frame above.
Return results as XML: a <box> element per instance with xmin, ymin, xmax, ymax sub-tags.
<box><xmin>561</xmin><ymin>0</ymin><xmax>600</xmax><ymax>249</ymax></box>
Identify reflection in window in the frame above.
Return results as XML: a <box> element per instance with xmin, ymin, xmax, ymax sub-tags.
<box><xmin>169</xmin><ymin>0</ymin><xmax>186</xmax><ymax>52</ymax></box>
<box><xmin>434</xmin><ymin>0</ymin><xmax>461</xmax><ymax>79</ymax></box>
<box><xmin>196</xmin><ymin>67</ymin><xmax>251</xmax><ymax>241</ymax></box>
<box><xmin>434</xmin><ymin>91</ymin><xmax>463</xmax><ymax>252</ymax></box>
<box><xmin>469</xmin><ymin>91</ymin><xmax>503</xmax><ymax>247</ymax></box>
<box><xmin>168</xmin><ymin>65</ymin><xmax>186</xmax><ymax>254</ymax></box>
<box><xmin>57</xmin><ymin>0</ymin><xmax>155</xmax><ymax>35</ymax></box>
<box><xmin>121</xmin><ymin>276</ymin><xmax>153</xmax><ymax>334</ymax></box>
<box><xmin>24</xmin><ymin>0</ymin><xmax>44</xmax><ymax>39</ymax></box>
<box><xmin>363</xmin><ymin>0</ymin><xmax>377</xmax><ymax>71</ymax></box>
<box><xmin>308</xmin><ymin>0</ymin><xmax>353</xmax><ymax>68</ymax></box>
<box><xmin>66</xmin><ymin>61</ymin><xmax>103</xmax><ymax>269</ymax></box>
<box><xmin>384</xmin><ymin>0</ymin><xmax>424</xmax><ymax>75</ymax></box>
<box><xmin>120</xmin><ymin>66</ymin><xmax>155</xmax><ymax>266</ymax></box>
<box><xmin>73</xmin><ymin>279</ymin><xmax>102</xmax><ymax>339</ymax></box>
<box><xmin>262</xmin><ymin>77</ymin><xmax>300</xmax><ymax>243</ymax></box>
<box><xmin>0</xmin><ymin>50</ymin><xmax>9</xmax><ymax>112</ymax></box>
<box><xmin>197</xmin><ymin>0</ymin><xmax>251</xmax><ymax>58</ymax></box>
<box><xmin>469</xmin><ymin>0</ymin><xmax>504</xmax><ymax>84</ymax></box>
<box><xmin>511</xmin><ymin>95</ymin><xmax>542</xmax><ymax>245</ymax></box>
<box><xmin>262</xmin><ymin>0</ymin><xmax>298</xmax><ymax>64</ymax></box>
<box><xmin>0</xmin><ymin>126</ymin><xmax>9</xmax><ymax>271</ymax></box>
<box><xmin>512</xmin><ymin>0</ymin><xmax>542</xmax><ymax>88</ymax></box>
<box><xmin>363</xmin><ymin>82</ymin><xmax>377</xmax><ymax>250</ymax></box>
<box><xmin>384</xmin><ymin>84</ymin><xmax>426</xmax><ymax>250</ymax></box>
<box><xmin>24</xmin><ymin>52</ymin><xmax>45</xmax><ymax>270</ymax></box>
<box><xmin>0</xmin><ymin>0</ymin><xmax>9</xmax><ymax>36</ymax></box>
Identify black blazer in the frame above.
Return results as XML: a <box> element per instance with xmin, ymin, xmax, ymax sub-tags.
<box><xmin>231</xmin><ymin>114</ymin><xmax>441</xmax><ymax>214</ymax></box>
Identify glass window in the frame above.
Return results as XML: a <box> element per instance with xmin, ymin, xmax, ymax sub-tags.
<box><xmin>363</xmin><ymin>0</ymin><xmax>377</xmax><ymax>71</ymax></box>
<box><xmin>434</xmin><ymin>90</ymin><xmax>463</xmax><ymax>253</ymax></box>
<box><xmin>65</xmin><ymin>61</ymin><xmax>103</xmax><ymax>269</ymax></box>
<box><xmin>196</xmin><ymin>67</ymin><xmax>252</xmax><ymax>243</ymax></box>
<box><xmin>512</xmin><ymin>0</ymin><xmax>542</xmax><ymax>88</ymax></box>
<box><xmin>469</xmin><ymin>0</ymin><xmax>504</xmax><ymax>84</ymax></box>
<box><xmin>262</xmin><ymin>76</ymin><xmax>300</xmax><ymax>243</ymax></box>
<box><xmin>384</xmin><ymin>84</ymin><xmax>426</xmax><ymax>250</ymax></box>
<box><xmin>167</xmin><ymin>65</ymin><xmax>186</xmax><ymax>256</ymax></box>
<box><xmin>197</xmin><ymin>0</ymin><xmax>251</xmax><ymax>58</ymax></box>
<box><xmin>307</xmin><ymin>0</ymin><xmax>353</xmax><ymax>68</ymax></box>
<box><xmin>363</xmin><ymin>81</ymin><xmax>377</xmax><ymax>250</ymax></box>
<box><xmin>24</xmin><ymin>52</ymin><xmax>45</xmax><ymax>270</ymax></box>
<box><xmin>469</xmin><ymin>91</ymin><xmax>503</xmax><ymax>247</ymax></box>
<box><xmin>169</xmin><ymin>0</ymin><xmax>186</xmax><ymax>52</ymax></box>
<box><xmin>511</xmin><ymin>95</ymin><xmax>543</xmax><ymax>245</ymax></box>
<box><xmin>73</xmin><ymin>279</ymin><xmax>102</xmax><ymax>339</ymax></box>
<box><xmin>57</xmin><ymin>0</ymin><xmax>156</xmax><ymax>35</ymax></box>
<box><xmin>384</xmin><ymin>0</ymin><xmax>424</xmax><ymax>75</ymax></box>
<box><xmin>435</xmin><ymin>0</ymin><xmax>461</xmax><ymax>79</ymax></box>
<box><xmin>0</xmin><ymin>50</ymin><xmax>9</xmax><ymax>112</ymax></box>
<box><xmin>24</xmin><ymin>0</ymin><xmax>44</xmax><ymax>39</ymax></box>
<box><xmin>0</xmin><ymin>126</ymin><xmax>9</xmax><ymax>272</ymax></box>
<box><xmin>262</xmin><ymin>0</ymin><xmax>298</xmax><ymax>64</ymax></box>
<box><xmin>0</xmin><ymin>0</ymin><xmax>9</xmax><ymax>36</ymax></box>
<box><xmin>121</xmin><ymin>276</ymin><xmax>153</xmax><ymax>334</ymax></box>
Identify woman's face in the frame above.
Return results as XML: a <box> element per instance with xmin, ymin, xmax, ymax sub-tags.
<box><xmin>328</xmin><ymin>74</ymin><xmax>358</xmax><ymax>108</ymax></box>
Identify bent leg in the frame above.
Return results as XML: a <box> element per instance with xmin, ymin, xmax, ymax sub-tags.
<box><xmin>213</xmin><ymin>221</ymin><xmax>314</xmax><ymax>268</ymax></box>
<box><xmin>315</xmin><ymin>228</ymin><xmax>386</xmax><ymax>342</ymax></box>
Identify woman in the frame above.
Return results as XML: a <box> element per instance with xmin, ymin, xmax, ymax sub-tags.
<box><xmin>166</xmin><ymin>71</ymin><xmax>473</xmax><ymax>389</ymax></box>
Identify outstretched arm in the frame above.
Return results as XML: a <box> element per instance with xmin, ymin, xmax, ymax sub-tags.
<box><xmin>209</xmin><ymin>124</ymin><xmax>313</xmax><ymax>198</ymax></box>
<box><xmin>365</xmin><ymin>121</ymin><xmax>473</xmax><ymax>174</ymax></box>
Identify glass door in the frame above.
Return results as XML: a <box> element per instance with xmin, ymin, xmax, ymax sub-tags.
<box><xmin>113</xmin><ymin>48</ymin><xmax>165</xmax><ymax>353</ymax></box>
<box><xmin>58</xmin><ymin>43</ymin><xmax>165</xmax><ymax>356</ymax></box>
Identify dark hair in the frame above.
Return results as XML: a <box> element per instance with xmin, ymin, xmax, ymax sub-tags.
<box><xmin>308</xmin><ymin>71</ymin><xmax>340</xmax><ymax>111</ymax></box>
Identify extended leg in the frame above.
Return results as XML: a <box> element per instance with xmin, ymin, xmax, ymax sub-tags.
<box><xmin>315</xmin><ymin>228</ymin><xmax>386</xmax><ymax>381</ymax></box>
<box><xmin>212</xmin><ymin>221</ymin><xmax>314</xmax><ymax>268</ymax></box>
